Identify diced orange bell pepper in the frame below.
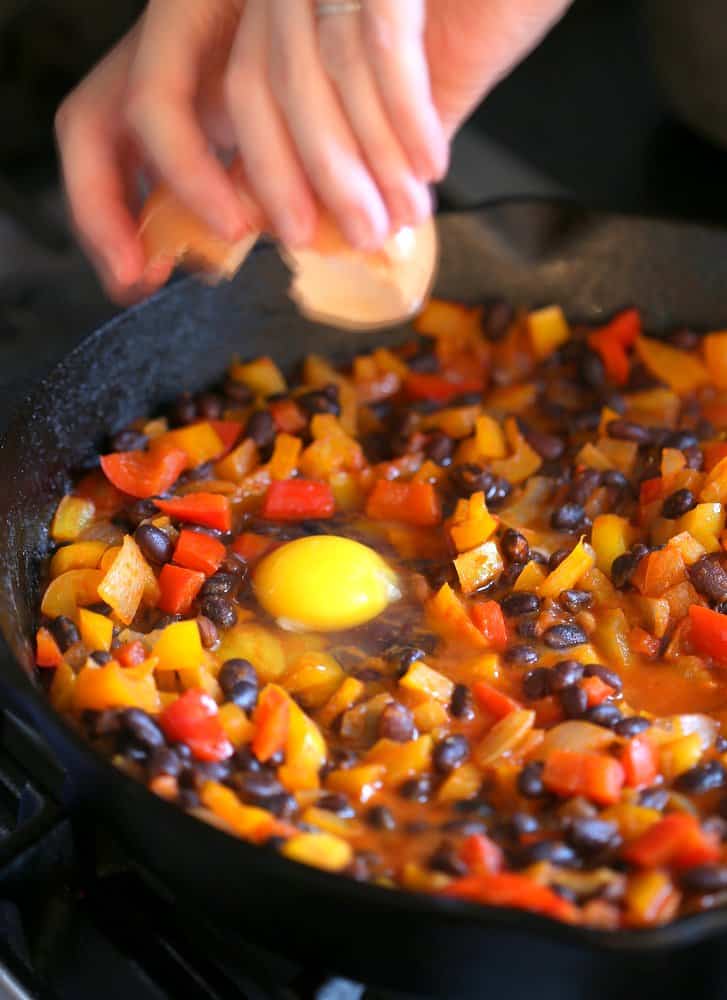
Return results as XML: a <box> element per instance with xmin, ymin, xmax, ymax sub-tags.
<box><xmin>231</xmin><ymin>532</ymin><xmax>276</xmax><ymax>564</ymax></box>
<box><xmin>689</xmin><ymin>604</ymin><xmax>727</xmax><ymax>664</ymax></box>
<box><xmin>427</xmin><ymin>583</ymin><xmax>487</xmax><ymax>648</ymax></box>
<box><xmin>157</xmin><ymin>563</ymin><xmax>206</xmax><ymax>615</ymax></box>
<box><xmin>268</xmin><ymin>433</ymin><xmax>302</xmax><ymax>480</ymax></box>
<box><xmin>538</xmin><ymin>538</ymin><xmax>595</xmax><ymax>598</ymax></box>
<box><xmin>41</xmin><ymin>568</ymin><xmax>105</xmax><ymax>621</ymax></box>
<box><xmin>542</xmin><ymin>749</ymin><xmax>625</xmax><ymax>805</ymax></box>
<box><xmin>35</xmin><ymin>627</ymin><xmax>63</xmax><ymax>668</ymax></box>
<box><xmin>229</xmin><ymin>356</ymin><xmax>286</xmax><ymax>396</ymax></box>
<box><xmin>73</xmin><ymin>660</ymin><xmax>160</xmax><ymax>714</ymax></box>
<box><xmin>621</xmin><ymin>735</ymin><xmax>659</xmax><ymax>789</ymax></box>
<box><xmin>632</xmin><ymin>548</ymin><xmax>685</xmax><ymax>598</ymax></box>
<box><xmin>472</xmin><ymin>680</ymin><xmax>519</xmax><ymax>719</ymax></box>
<box><xmin>635</xmin><ymin>336</ymin><xmax>709</xmax><ymax>396</ymax></box>
<box><xmin>214</xmin><ymin>438</ymin><xmax>259</xmax><ymax>482</ymax></box>
<box><xmin>269</xmin><ymin>398</ymin><xmax>307</xmax><ymax>434</ymax></box>
<box><xmin>703</xmin><ymin>332</ymin><xmax>727</xmax><ymax>389</ymax></box>
<box><xmin>365</xmin><ymin>480</ymin><xmax>441</xmax><ymax>527</ymax></box>
<box><xmin>640</xmin><ymin>477</ymin><xmax>664</xmax><ymax>505</ymax></box>
<box><xmin>528</xmin><ymin>305</ymin><xmax>570</xmax><ymax>359</ymax></box>
<box><xmin>623</xmin><ymin>813</ymin><xmax>720</xmax><ymax>869</ymax></box>
<box><xmin>100</xmin><ymin>447</ymin><xmax>188</xmax><ymax>499</ymax></box>
<box><xmin>442</xmin><ymin>872</ymin><xmax>576</xmax><ymax>922</ymax></box>
<box><xmin>469</xmin><ymin>601</ymin><xmax>508</xmax><ymax>651</ymax></box>
<box><xmin>173</xmin><ymin>528</ymin><xmax>226</xmax><ymax>576</ymax></box>
<box><xmin>200</xmin><ymin>782</ymin><xmax>275</xmax><ymax>843</ymax></box>
<box><xmin>252</xmin><ymin>685</ymin><xmax>290</xmax><ymax>762</ymax></box>
<box><xmin>154</xmin><ymin>492</ymin><xmax>231</xmax><ymax>532</ymax></box>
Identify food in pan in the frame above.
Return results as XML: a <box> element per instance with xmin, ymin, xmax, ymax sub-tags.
<box><xmin>35</xmin><ymin>301</ymin><xmax>727</xmax><ymax>928</ymax></box>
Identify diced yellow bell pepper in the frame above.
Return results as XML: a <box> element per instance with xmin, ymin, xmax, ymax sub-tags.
<box><xmin>625</xmin><ymin>870</ymin><xmax>678</xmax><ymax>927</ymax></box>
<box><xmin>659</xmin><ymin>732</ymin><xmax>702</xmax><ymax>781</ymax></box>
<box><xmin>98</xmin><ymin>535</ymin><xmax>158</xmax><ymax>625</ymax></box>
<box><xmin>449</xmin><ymin>491</ymin><xmax>498</xmax><ymax>553</ymax></box>
<box><xmin>218</xmin><ymin>703</ymin><xmax>255</xmax><ymax>747</ymax></box>
<box><xmin>366</xmin><ymin>735</ymin><xmax>433</xmax><ymax>786</ymax></box>
<box><xmin>278</xmin><ymin>692</ymin><xmax>327</xmax><ymax>792</ymax></box>
<box><xmin>414</xmin><ymin>298</ymin><xmax>483</xmax><ymax>339</ymax></box>
<box><xmin>575</xmin><ymin>442</ymin><xmax>613</xmax><ymax>472</ymax></box>
<box><xmin>591</xmin><ymin>515</ymin><xmax>635</xmax><ymax>574</ymax></box>
<box><xmin>437</xmin><ymin>762</ymin><xmax>482</xmax><ymax>803</ymax></box>
<box><xmin>401</xmin><ymin>862</ymin><xmax>452</xmax><ymax>892</ymax></box>
<box><xmin>601</xmin><ymin>804</ymin><xmax>662</xmax><ymax>841</ymax></box>
<box><xmin>539</xmin><ymin>538</ymin><xmax>596</xmax><ymax>598</ymax></box>
<box><xmin>400</xmin><ymin>662</ymin><xmax>454</xmax><ymax>703</ymax></box>
<box><xmin>633</xmin><ymin>596</ymin><xmax>670</xmax><ymax>638</ymax></box>
<box><xmin>454</xmin><ymin>539</ymin><xmax>504</xmax><ymax>594</ymax></box>
<box><xmin>268</xmin><ymin>433</ymin><xmax>302</xmax><ymax>481</ymax></box>
<box><xmin>229</xmin><ymin>356</ymin><xmax>286</xmax><ymax>396</ymax></box>
<box><xmin>142</xmin><ymin>417</ymin><xmax>168</xmax><ymax>439</ymax></box>
<box><xmin>154</xmin><ymin>620</ymin><xmax>204</xmax><ymax>672</ymax></box>
<box><xmin>528</xmin><ymin>304</ymin><xmax>570</xmax><ymax>359</ymax></box>
<box><xmin>597</xmin><ymin>439</ymin><xmax>638</xmax><ymax>475</ymax></box>
<box><xmin>78</xmin><ymin>608</ymin><xmax>113</xmax><ymax>652</ymax></box>
<box><xmin>426</xmin><ymin>583</ymin><xmax>487</xmax><ymax>648</ymax></box>
<box><xmin>282</xmin><ymin>832</ymin><xmax>353</xmax><ymax>872</ymax></box>
<box><xmin>634</xmin><ymin>336</ymin><xmax>709</xmax><ymax>396</ymax></box>
<box><xmin>475</xmin><ymin>414</ymin><xmax>507</xmax><ymax>459</ymax></box>
<box><xmin>282</xmin><ymin>652</ymin><xmax>344</xmax><ymax>709</ymax></box>
<box><xmin>326</xmin><ymin>764</ymin><xmax>385</xmax><ymax>803</ymax></box>
<box><xmin>318</xmin><ymin>677</ymin><xmax>364</xmax><ymax>728</ymax></box>
<box><xmin>487</xmin><ymin>382</ymin><xmax>539</xmax><ymax>415</ymax></box>
<box><xmin>214</xmin><ymin>437</ymin><xmax>258</xmax><ymax>482</ymax></box>
<box><xmin>703</xmin><ymin>331</ymin><xmax>727</xmax><ymax>389</ymax></box>
<box><xmin>459</xmin><ymin>652</ymin><xmax>502</xmax><ymax>686</ymax></box>
<box><xmin>329</xmin><ymin>471</ymin><xmax>364</xmax><ymax>511</ymax></box>
<box><xmin>72</xmin><ymin>661</ymin><xmax>160</xmax><ymax>714</ymax></box>
<box><xmin>215</xmin><ymin>624</ymin><xmax>286</xmax><ymax>682</ymax></box>
<box><xmin>491</xmin><ymin>418</ymin><xmax>542</xmax><ymax>484</ymax></box>
<box><xmin>595</xmin><ymin>607</ymin><xmax>631</xmax><ymax>670</ymax></box>
<box><xmin>626</xmin><ymin>387</ymin><xmax>681</xmax><ymax>426</ymax></box>
<box><xmin>200</xmin><ymin>782</ymin><xmax>275</xmax><ymax>842</ymax></box>
<box><xmin>300</xmin><ymin>806</ymin><xmax>360</xmax><ymax>838</ymax></box>
<box><xmin>513</xmin><ymin>561</ymin><xmax>547</xmax><ymax>592</ymax></box>
<box><xmin>700</xmin><ymin>457</ymin><xmax>727</xmax><ymax>505</ymax></box>
<box><xmin>158</xmin><ymin>422</ymin><xmax>223</xmax><ymax>467</ymax></box>
<box><xmin>50</xmin><ymin>541</ymin><xmax>107</xmax><ymax>578</ymax></box>
<box><xmin>41</xmin><ymin>568</ymin><xmax>104</xmax><ymax>621</ymax></box>
<box><xmin>50</xmin><ymin>661</ymin><xmax>76</xmax><ymax>712</ymax></box>
<box><xmin>51</xmin><ymin>496</ymin><xmax>95</xmax><ymax>542</ymax></box>
<box><xmin>678</xmin><ymin>502</ymin><xmax>725</xmax><ymax>551</ymax></box>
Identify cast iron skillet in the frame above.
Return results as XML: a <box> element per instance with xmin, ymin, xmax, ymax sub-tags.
<box><xmin>4</xmin><ymin>200</ymin><xmax>727</xmax><ymax>997</ymax></box>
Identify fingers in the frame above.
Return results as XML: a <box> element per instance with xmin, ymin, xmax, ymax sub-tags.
<box><xmin>266</xmin><ymin>0</ymin><xmax>389</xmax><ymax>250</ymax></box>
<box><xmin>317</xmin><ymin>12</ymin><xmax>431</xmax><ymax>230</ymax></box>
<box><xmin>125</xmin><ymin>0</ymin><xmax>251</xmax><ymax>242</ymax></box>
<box><xmin>361</xmin><ymin>0</ymin><xmax>448</xmax><ymax>181</ymax></box>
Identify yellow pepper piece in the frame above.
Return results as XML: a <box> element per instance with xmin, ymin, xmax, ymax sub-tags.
<box><xmin>326</xmin><ymin>764</ymin><xmax>385</xmax><ymax>803</ymax></box>
<box><xmin>214</xmin><ymin>437</ymin><xmax>258</xmax><ymax>482</ymax></box>
<box><xmin>475</xmin><ymin>414</ymin><xmax>507</xmax><ymax>459</ymax></box>
<box><xmin>50</xmin><ymin>541</ymin><xmax>107</xmax><ymax>578</ymax></box>
<box><xmin>634</xmin><ymin>336</ymin><xmax>709</xmax><ymax>396</ymax></box>
<box><xmin>597</xmin><ymin>439</ymin><xmax>638</xmax><ymax>475</ymax></box>
<box><xmin>437</xmin><ymin>762</ymin><xmax>482</xmax><ymax>803</ymax></box>
<box><xmin>454</xmin><ymin>539</ymin><xmax>504</xmax><ymax>594</ymax></box>
<box><xmin>229</xmin><ymin>356</ymin><xmax>286</xmax><ymax>396</ymax></box>
<box><xmin>703</xmin><ymin>331</ymin><xmax>727</xmax><ymax>389</ymax></box>
<box><xmin>700</xmin><ymin>458</ymin><xmax>727</xmax><ymax>505</ymax></box>
<box><xmin>215</xmin><ymin>623</ymin><xmax>286</xmax><ymax>682</ymax></box>
<box><xmin>678</xmin><ymin>502</ymin><xmax>725</xmax><ymax>552</ymax></box>
<box><xmin>527</xmin><ymin>304</ymin><xmax>570</xmax><ymax>359</ymax></box>
<box><xmin>318</xmin><ymin>677</ymin><xmax>365</xmax><ymax>729</ymax></box>
<box><xmin>98</xmin><ymin>535</ymin><xmax>157</xmax><ymax>625</ymax></box>
<box><xmin>268</xmin><ymin>433</ymin><xmax>302</xmax><ymax>480</ymax></box>
<box><xmin>491</xmin><ymin>417</ymin><xmax>542</xmax><ymax>484</ymax></box>
<box><xmin>278</xmin><ymin>688</ymin><xmax>327</xmax><ymax>792</ymax></box>
<box><xmin>200</xmin><ymin>782</ymin><xmax>274</xmax><ymax>842</ymax></box>
<box><xmin>41</xmin><ymin>568</ymin><xmax>104</xmax><ymax>621</ymax></box>
<box><xmin>51</xmin><ymin>496</ymin><xmax>95</xmax><ymax>542</ymax></box>
<box><xmin>625</xmin><ymin>870</ymin><xmax>678</xmax><ymax>927</ymax></box>
<box><xmin>154</xmin><ymin>620</ymin><xmax>204</xmax><ymax>672</ymax></box>
<box><xmin>400</xmin><ymin>661</ymin><xmax>454</xmax><ymax>703</ymax></box>
<box><xmin>601</xmin><ymin>804</ymin><xmax>662</xmax><ymax>841</ymax></box>
<box><xmin>217</xmin><ymin>703</ymin><xmax>255</xmax><ymax>747</ymax></box>
<box><xmin>78</xmin><ymin>608</ymin><xmax>113</xmax><ymax>652</ymax></box>
<box><xmin>159</xmin><ymin>422</ymin><xmax>224</xmax><ymax>467</ymax></box>
<box><xmin>659</xmin><ymin>732</ymin><xmax>703</xmax><ymax>782</ymax></box>
<box><xmin>591</xmin><ymin>514</ymin><xmax>635</xmax><ymax>574</ymax></box>
<box><xmin>282</xmin><ymin>652</ymin><xmax>344</xmax><ymax>709</ymax></box>
<box><xmin>414</xmin><ymin>298</ymin><xmax>483</xmax><ymax>339</ymax></box>
<box><xmin>72</xmin><ymin>661</ymin><xmax>159</xmax><ymax>714</ymax></box>
<box><xmin>539</xmin><ymin>538</ymin><xmax>596</xmax><ymax>598</ymax></box>
<box><xmin>281</xmin><ymin>832</ymin><xmax>353</xmax><ymax>872</ymax></box>
<box><xmin>598</xmin><ymin>406</ymin><xmax>622</xmax><ymax>436</ymax></box>
<box><xmin>50</xmin><ymin>661</ymin><xmax>76</xmax><ymax>712</ymax></box>
<box><xmin>366</xmin><ymin>735</ymin><xmax>433</xmax><ymax>787</ymax></box>
<box><xmin>513</xmin><ymin>561</ymin><xmax>547</xmax><ymax>592</ymax></box>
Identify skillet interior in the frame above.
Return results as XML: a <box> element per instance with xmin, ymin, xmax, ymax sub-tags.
<box><xmin>4</xmin><ymin>201</ymin><xmax>727</xmax><ymax>994</ymax></box>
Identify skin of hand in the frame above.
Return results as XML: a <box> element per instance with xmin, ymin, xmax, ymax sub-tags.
<box><xmin>55</xmin><ymin>0</ymin><xmax>573</xmax><ymax>302</ymax></box>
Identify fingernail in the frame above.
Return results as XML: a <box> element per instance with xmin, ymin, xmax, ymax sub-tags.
<box><xmin>277</xmin><ymin>206</ymin><xmax>316</xmax><ymax>250</ymax></box>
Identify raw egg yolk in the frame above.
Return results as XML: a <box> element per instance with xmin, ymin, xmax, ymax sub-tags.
<box><xmin>253</xmin><ymin>535</ymin><xmax>400</xmax><ymax>632</ymax></box>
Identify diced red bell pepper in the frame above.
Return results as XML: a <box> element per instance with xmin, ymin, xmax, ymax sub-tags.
<box><xmin>624</xmin><ymin>813</ymin><xmax>720</xmax><ymax>869</ymax></box>
<box><xmin>472</xmin><ymin>680</ymin><xmax>519</xmax><ymax>720</ymax></box>
<box><xmin>154</xmin><ymin>492</ymin><xmax>232</xmax><ymax>532</ymax></box>
<box><xmin>36</xmin><ymin>627</ymin><xmax>63</xmax><ymax>668</ymax></box>
<box><xmin>470</xmin><ymin>601</ymin><xmax>508</xmax><ymax>651</ymax></box>
<box><xmin>231</xmin><ymin>532</ymin><xmax>276</xmax><ymax>564</ymax></box>
<box><xmin>208</xmin><ymin>420</ymin><xmax>243</xmax><ymax>453</ymax></box>
<box><xmin>159</xmin><ymin>689</ymin><xmax>233</xmax><ymax>762</ymax></box>
<box><xmin>542</xmin><ymin>749</ymin><xmax>625</xmax><ymax>805</ymax></box>
<box><xmin>581</xmin><ymin>675</ymin><xmax>614</xmax><ymax>707</ymax></box>
<box><xmin>459</xmin><ymin>833</ymin><xmax>504</xmax><ymax>875</ymax></box>
<box><xmin>442</xmin><ymin>872</ymin><xmax>576</xmax><ymax>922</ymax></box>
<box><xmin>621</xmin><ymin>734</ymin><xmax>659</xmax><ymax>789</ymax></box>
<box><xmin>100</xmin><ymin>447</ymin><xmax>188</xmax><ymax>499</ymax></box>
<box><xmin>639</xmin><ymin>477</ymin><xmax>663</xmax><ymax>506</ymax></box>
<box><xmin>689</xmin><ymin>604</ymin><xmax>727</xmax><ymax>665</ymax></box>
<box><xmin>116</xmin><ymin>640</ymin><xmax>147</xmax><ymax>667</ymax></box>
<box><xmin>173</xmin><ymin>529</ymin><xmax>226</xmax><ymax>576</ymax></box>
<box><xmin>404</xmin><ymin>372</ymin><xmax>483</xmax><ymax>404</ymax></box>
<box><xmin>260</xmin><ymin>480</ymin><xmax>335</xmax><ymax>521</ymax></box>
<box><xmin>75</xmin><ymin>470</ymin><xmax>126</xmax><ymax>516</ymax></box>
<box><xmin>587</xmin><ymin>309</ymin><xmax>641</xmax><ymax>386</ymax></box>
<box><xmin>157</xmin><ymin>563</ymin><xmax>206</xmax><ymax>615</ymax></box>
<box><xmin>269</xmin><ymin>398</ymin><xmax>307</xmax><ymax>434</ymax></box>
<box><xmin>252</xmin><ymin>686</ymin><xmax>290</xmax><ymax>762</ymax></box>
<box><xmin>365</xmin><ymin>480</ymin><xmax>441</xmax><ymax>527</ymax></box>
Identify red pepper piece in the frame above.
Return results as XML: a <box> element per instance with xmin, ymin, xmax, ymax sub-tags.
<box><xmin>260</xmin><ymin>480</ymin><xmax>335</xmax><ymax>521</ymax></box>
<box><xmin>470</xmin><ymin>601</ymin><xmax>508</xmax><ymax>651</ymax></box>
<box><xmin>208</xmin><ymin>420</ymin><xmax>243</xmax><ymax>453</ymax></box>
<box><xmin>365</xmin><ymin>480</ymin><xmax>441</xmax><ymax>527</ymax></box>
<box><xmin>442</xmin><ymin>872</ymin><xmax>576</xmax><ymax>922</ymax></box>
<box><xmin>231</xmin><ymin>532</ymin><xmax>277</xmax><ymax>564</ymax></box>
<box><xmin>587</xmin><ymin>309</ymin><xmax>641</xmax><ymax>386</ymax></box>
<box><xmin>116</xmin><ymin>640</ymin><xmax>147</xmax><ymax>667</ymax></box>
<box><xmin>157</xmin><ymin>563</ymin><xmax>206</xmax><ymax>615</ymax></box>
<box><xmin>269</xmin><ymin>398</ymin><xmax>307</xmax><ymax>434</ymax></box>
<box><xmin>689</xmin><ymin>604</ymin><xmax>727</xmax><ymax>665</ymax></box>
<box><xmin>404</xmin><ymin>372</ymin><xmax>483</xmax><ymax>403</ymax></box>
<box><xmin>159</xmin><ymin>689</ymin><xmax>232</xmax><ymax>762</ymax></box>
<box><xmin>154</xmin><ymin>492</ymin><xmax>232</xmax><ymax>532</ymax></box>
<box><xmin>459</xmin><ymin>834</ymin><xmax>504</xmax><ymax>875</ymax></box>
<box><xmin>621</xmin><ymin>734</ymin><xmax>659</xmax><ymax>789</ymax></box>
<box><xmin>100</xmin><ymin>447</ymin><xmax>188</xmax><ymax>499</ymax></box>
<box><xmin>542</xmin><ymin>749</ymin><xmax>625</xmax><ymax>805</ymax></box>
<box><xmin>624</xmin><ymin>813</ymin><xmax>720</xmax><ymax>869</ymax></box>
<box><xmin>252</xmin><ymin>687</ymin><xmax>290</xmax><ymax>762</ymax></box>
<box><xmin>639</xmin><ymin>477</ymin><xmax>663</xmax><ymax>506</ymax></box>
<box><xmin>472</xmin><ymin>680</ymin><xmax>519</xmax><ymax>720</ymax></box>
<box><xmin>173</xmin><ymin>529</ymin><xmax>226</xmax><ymax>576</ymax></box>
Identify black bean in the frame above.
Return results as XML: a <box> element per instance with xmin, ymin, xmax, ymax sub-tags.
<box><xmin>233</xmin><ymin>746</ymin><xmax>262</xmax><ymax>773</ymax></box>
<box><xmin>170</xmin><ymin>393</ymin><xmax>198</xmax><ymax>426</ymax></box>
<box><xmin>200</xmin><ymin>572</ymin><xmax>238</xmax><ymax>598</ymax></box>
<box><xmin>178</xmin><ymin>788</ymin><xmax>201</xmax><ymax>810</ymax></box>
<box><xmin>718</xmin><ymin>602</ymin><xmax>727</xmax><ymax>616</ymax></box>
<box><xmin>688</xmin><ymin>555</ymin><xmax>727</xmax><ymax>604</ymax></box>
<box><xmin>516</xmin><ymin>617</ymin><xmax>539</xmax><ymax>639</ymax></box>
<box><xmin>110</xmin><ymin>428</ymin><xmax>148</xmax><ymax>452</ymax></box>
<box><xmin>522</xmin><ymin>426</ymin><xmax>565</xmax><ymax>461</ymax></box>
<box><xmin>155</xmin><ymin>613</ymin><xmax>183</xmax><ymax>630</ymax></box>
<box><xmin>500</xmin><ymin>591</ymin><xmax>541</xmax><ymax>617</ymax></box>
<box><xmin>429</xmin><ymin>842</ymin><xmax>468</xmax><ymax>877</ymax></box>
<box><xmin>317</xmin><ymin>793</ymin><xmax>355</xmax><ymax>818</ymax></box>
<box><xmin>450</xmin><ymin>684</ymin><xmax>475</xmax><ymax>721</ymax></box>
<box><xmin>385</xmin><ymin>645</ymin><xmax>426</xmax><ymax>674</ymax></box>
<box><xmin>517</xmin><ymin>761</ymin><xmax>545</xmax><ymax>798</ymax></box>
<box><xmin>662</xmin><ymin>488</ymin><xmax>696</xmax><ymax>519</ymax></box>
<box><xmin>232</xmin><ymin>771</ymin><xmax>285</xmax><ymax>801</ymax></box>
<box><xmin>611</xmin><ymin>551</ymin><xmax>640</xmax><ymax>590</ymax></box>
<box><xmin>378</xmin><ymin>702</ymin><xmax>416</xmax><ymax>743</ymax></box>
<box><xmin>676</xmin><ymin>761</ymin><xmax>726</xmax><ymax>794</ymax></box>
<box><xmin>551</xmin><ymin>502</ymin><xmax>586</xmax><ymax>532</ymax></box>
<box><xmin>559</xmin><ymin>590</ymin><xmax>593</xmax><ymax>613</ymax></box>
<box><xmin>220</xmin><ymin>553</ymin><xmax>248</xmax><ymax>578</ymax></box>
<box><xmin>219</xmin><ymin>659</ymin><xmax>257</xmax><ymax>696</ymax></box>
<box><xmin>228</xmin><ymin>682</ymin><xmax>257</xmax><ymax>712</ymax></box>
<box><xmin>134</xmin><ymin>523</ymin><xmax>174</xmax><ymax>564</ymax></box>
<box><xmin>199</xmin><ymin>595</ymin><xmax>237</xmax><ymax>629</ymax></box>
<box><xmin>501</xmin><ymin>529</ymin><xmax>530</xmax><ymax>564</ymax></box>
<box><xmin>121</xmin><ymin>709</ymin><xmax>165</xmax><ymax>750</ymax></box>
<box><xmin>505</xmin><ymin>644</ymin><xmax>539</xmax><ymax>665</ymax></box>
<box><xmin>84</xmin><ymin>708</ymin><xmax>122</xmax><ymax>739</ymax></box>
<box><xmin>583</xmin><ymin>704</ymin><xmax>622</xmax><ymax>728</ymax></box>
<box><xmin>195</xmin><ymin>392</ymin><xmax>224</xmax><ymax>420</ymax></box>
<box><xmin>518</xmin><ymin>840</ymin><xmax>576</xmax><ymax>867</ymax></box>
<box><xmin>91</xmin><ymin>650</ymin><xmax>113</xmax><ymax>665</ymax></box>
<box><xmin>543</xmin><ymin>624</ymin><xmax>587</xmax><ymax>649</ymax></box>
<box><xmin>245</xmin><ymin>410</ymin><xmax>275</xmax><ymax>449</ymax></box>
<box><xmin>583</xmin><ymin>663</ymin><xmax>623</xmax><ymax>692</ymax></box>
<box><xmin>683</xmin><ymin>445</ymin><xmax>704</xmax><ymax>471</ymax></box>
<box><xmin>408</xmin><ymin>347</ymin><xmax>439</xmax><ymax>373</ymax></box>
<box><xmin>450</xmin><ymin>463</ymin><xmax>491</xmax><ymax>496</ymax></box>
<box><xmin>49</xmin><ymin>615</ymin><xmax>80</xmax><ymax>652</ymax></box>
<box><xmin>614</xmin><ymin>716</ymin><xmax>651</xmax><ymax>738</ymax></box>
<box><xmin>424</xmin><ymin>431</ymin><xmax>454</xmax><ymax>466</ymax></box>
<box><xmin>223</xmin><ymin>377</ymin><xmax>253</xmax><ymax>405</ymax></box>
<box><xmin>568</xmin><ymin>469</ymin><xmax>603</xmax><ymax>505</ymax></box>
<box><xmin>639</xmin><ymin>787</ymin><xmax>669</xmax><ymax>811</ymax></box>
<box><xmin>602</xmin><ymin>470</ymin><xmax>630</xmax><ymax>492</ymax></box>
<box><xmin>299</xmin><ymin>387</ymin><xmax>341</xmax><ymax>417</ymax></box>
<box><xmin>560</xmin><ymin>684</ymin><xmax>588</xmax><ymax>718</ymax></box>
<box><xmin>122</xmin><ymin>499</ymin><xmax>159</xmax><ymax>528</ymax></box>
<box><xmin>680</xmin><ymin>865</ymin><xmax>727</xmax><ymax>895</ymax></box>
<box><xmin>567</xmin><ymin>817</ymin><xmax>619</xmax><ymax>855</ymax></box>
<box><xmin>482</xmin><ymin>299</ymin><xmax>514</xmax><ymax>341</ymax></box>
<box><xmin>267</xmin><ymin>793</ymin><xmax>298</xmax><ymax>819</ymax></box>
<box><xmin>542</xmin><ymin>665</ymin><xmax>578</xmax><ymax>699</ymax></box>
<box><xmin>399</xmin><ymin>776</ymin><xmax>432</xmax><ymax>802</ymax></box>
<box><xmin>366</xmin><ymin>805</ymin><xmax>397</xmax><ymax>831</ymax></box>
<box><xmin>548</xmin><ymin>549</ymin><xmax>571</xmax><ymax>572</ymax></box>
<box><xmin>506</xmin><ymin>812</ymin><xmax>540</xmax><ymax>839</ymax></box>
<box><xmin>581</xmin><ymin>350</ymin><xmax>605</xmax><ymax>387</ymax></box>
<box><xmin>196</xmin><ymin>616</ymin><xmax>219</xmax><ymax>649</ymax></box>
<box><xmin>717</xmin><ymin>736</ymin><xmax>727</xmax><ymax>754</ymax></box>
<box><xmin>486</xmin><ymin>476</ymin><xmax>512</xmax><ymax>510</ymax></box>
<box><xmin>572</xmin><ymin>409</ymin><xmax>601</xmax><ymax>432</ymax></box>
<box><xmin>523</xmin><ymin>668</ymin><xmax>551</xmax><ymax>700</ymax></box>
<box><xmin>148</xmin><ymin>746</ymin><xmax>182</xmax><ymax>779</ymax></box>
<box><xmin>433</xmin><ymin>735</ymin><xmax>469</xmax><ymax>774</ymax></box>
<box><xmin>606</xmin><ymin>419</ymin><xmax>655</xmax><ymax>445</ymax></box>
